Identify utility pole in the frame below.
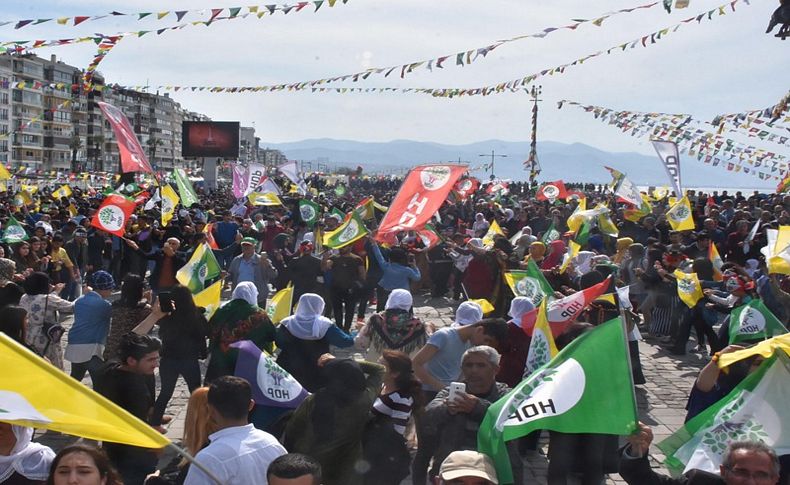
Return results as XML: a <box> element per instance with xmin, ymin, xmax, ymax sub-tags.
<box><xmin>525</xmin><ymin>85</ymin><xmax>542</xmax><ymax>188</ymax></box>
<box><xmin>478</xmin><ymin>150</ymin><xmax>507</xmax><ymax>180</ymax></box>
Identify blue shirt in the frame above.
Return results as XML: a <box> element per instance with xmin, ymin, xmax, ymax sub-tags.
<box><xmin>68</xmin><ymin>291</ymin><xmax>112</xmax><ymax>345</ymax></box>
<box><xmin>423</xmin><ymin>327</ymin><xmax>470</xmax><ymax>390</ymax></box>
<box><xmin>214</xmin><ymin>222</ymin><xmax>239</xmax><ymax>248</ymax></box>
<box><xmin>370</xmin><ymin>244</ymin><xmax>421</xmax><ymax>290</ymax></box>
<box><xmin>237</xmin><ymin>256</ymin><xmax>256</xmax><ymax>283</ymax></box>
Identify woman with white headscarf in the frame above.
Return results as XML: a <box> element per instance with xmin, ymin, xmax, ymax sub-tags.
<box><xmin>0</xmin><ymin>423</ymin><xmax>54</xmax><ymax>485</ymax></box>
<box><xmin>204</xmin><ymin>281</ymin><xmax>277</xmax><ymax>383</ymax></box>
<box><xmin>471</xmin><ymin>213</ymin><xmax>490</xmax><ymax>237</ymax></box>
<box><xmin>496</xmin><ymin>297</ymin><xmax>536</xmax><ymax>388</ymax></box>
<box><xmin>276</xmin><ymin>293</ymin><xmax>354</xmax><ymax>392</ymax></box>
<box><xmin>355</xmin><ymin>289</ymin><xmax>428</xmax><ymax>361</ymax></box>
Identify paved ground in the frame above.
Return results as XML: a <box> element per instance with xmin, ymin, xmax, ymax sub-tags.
<box><xmin>36</xmin><ymin>293</ymin><xmax>707</xmax><ymax>484</ymax></box>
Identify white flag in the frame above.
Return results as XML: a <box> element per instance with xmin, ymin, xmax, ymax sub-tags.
<box><xmin>244</xmin><ymin>163</ymin><xmax>268</xmax><ymax>196</ymax></box>
<box><xmin>651</xmin><ymin>140</ymin><xmax>682</xmax><ymax>197</ymax></box>
<box><xmin>277</xmin><ymin>160</ymin><xmax>308</xmax><ymax>195</ymax></box>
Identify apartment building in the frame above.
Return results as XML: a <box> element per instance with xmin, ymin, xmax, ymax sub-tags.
<box><xmin>0</xmin><ymin>53</ymin><xmax>226</xmax><ymax>173</ymax></box>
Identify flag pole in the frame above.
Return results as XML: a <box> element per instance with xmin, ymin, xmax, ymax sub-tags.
<box><xmin>165</xmin><ymin>442</ymin><xmax>225</xmax><ymax>485</ymax></box>
<box><xmin>617</xmin><ymin>300</ymin><xmax>640</xmax><ymax>433</ymax></box>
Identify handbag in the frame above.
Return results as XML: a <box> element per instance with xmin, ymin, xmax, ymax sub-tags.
<box><xmin>41</xmin><ymin>295</ymin><xmax>65</xmax><ymax>347</ymax></box>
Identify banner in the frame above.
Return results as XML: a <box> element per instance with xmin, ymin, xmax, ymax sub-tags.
<box><xmin>245</xmin><ymin>163</ymin><xmax>268</xmax><ymax>196</ymax></box>
<box><xmin>375</xmin><ymin>164</ymin><xmax>467</xmax><ymax>243</ymax></box>
<box><xmin>98</xmin><ymin>102</ymin><xmax>153</xmax><ymax>174</ymax></box>
<box><xmin>232</xmin><ymin>163</ymin><xmax>248</xmax><ymax>198</ymax></box>
<box><xmin>174</xmin><ymin>168</ymin><xmax>199</xmax><ymax>207</ymax></box>
<box><xmin>651</xmin><ymin>140</ymin><xmax>682</xmax><ymax>196</ymax></box>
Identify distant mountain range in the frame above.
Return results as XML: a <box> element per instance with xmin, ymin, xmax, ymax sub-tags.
<box><xmin>262</xmin><ymin>138</ymin><xmax>773</xmax><ymax>188</ymax></box>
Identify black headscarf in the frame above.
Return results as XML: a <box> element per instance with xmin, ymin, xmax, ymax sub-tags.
<box><xmin>312</xmin><ymin>359</ymin><xmax>366</xmax><ymax>442</ymax></box>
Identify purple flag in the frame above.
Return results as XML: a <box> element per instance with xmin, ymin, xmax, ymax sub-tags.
<box><xmin>232</xmin><ymin>164</ymin><xmax>248</xmax><ymax>199</ymax></box>
<box><xmin>230</xmin><ymin>340</ymin><xmax>308</xmax><ymax>408</ymax></box>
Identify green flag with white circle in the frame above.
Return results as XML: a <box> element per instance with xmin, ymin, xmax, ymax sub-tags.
<box><xmin>3</xmin><ymin>215</ymin><xmax>28</xmax><ymax>244</ymax></box>
<box><xmin>729</xmin><ymin>299</ymin><xmax>788</xmax><ymax>344</ymax></box>
<box><xmin>298</xmin><ymin>199</ymin><xmax>320</xmax><ymax>226</ymax></box>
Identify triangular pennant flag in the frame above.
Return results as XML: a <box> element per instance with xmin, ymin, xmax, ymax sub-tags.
<box><xmin>504</xmin><ymin>259</ymin><xmax>555</xmax><ymax>307</ymax></box>
<box><xmin>524</xmin><ymin>299</ymin><xmax>559</xmax><ymax>377</ymax></box>
<box><xmin>174</xmin><ymin>168</ymin><xmax>199</xmax><ymax>207</ymax></box>
<box><xmin>193</xmin><ymin>280</ymin><xmax>222</xmax><ymax>320</ymax></box>
<box><xmin>160</xmin><ymin>184</ymin><xmax>179</xmax><ymax>227</ymax></box>
<box><xmin>482</xmin><ymin>220</ymin><xmax>505</xmax><ymax>248</ymax></box>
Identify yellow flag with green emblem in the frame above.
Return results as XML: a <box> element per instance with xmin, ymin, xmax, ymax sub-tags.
<box><xmin>267</xmin><ymin>285</ymin><xmax>294</xmax><ymax>324</ymax></box>
<box><xmin>482</xmin><ymin>220</ymin><xmax>505</xmax><ymax>248</ymax></box>
<box><xmin>193</xmin><ymin>280</ymin><xmax>222</xmax><ymax>319</ymax></box>
<box><xmin>674</xmin><ymin>269</ymin><xmax>703</xmax><ymax>308</ymax></box>
<box><xmin>0</xmin><ymin>333</ymin><xmax>170</xmax><ymax>449</ymax></box>
<box><xmin>666</xmin><ymin>196</ymin><xmax>695</xmax><ymax>231</ymax></box>
<box><xmin>160</xmin><ymin>184</ymin><xmax>179</xmax><ymax>227</ymax></box>
<box><xmin>52</xmin><ymin>184</ymin><xmax>72</xmax><ymax>200</ymax></box>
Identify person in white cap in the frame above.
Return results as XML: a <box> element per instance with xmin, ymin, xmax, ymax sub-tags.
<box><xmin>434</xmin><ymin>450</ymin><xmax>498</xmax><ymax>484</ymax></box>
<box><xmin>451</xmin><ymin>301</ymin><xmax>484</xmax><ymax>328</ymax></box>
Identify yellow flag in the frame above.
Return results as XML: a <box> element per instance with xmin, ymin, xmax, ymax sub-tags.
<box><xmin>67</xmin><ymin>204</ymin><xmax>78</xmax><ymax>218</ymax></box>
<box><xmin>248</xmin><ymin>192</ymin><xmax>282</xmax><ymax>206</ymax></box>
<box><xmin>266</xmin><ymin>285</ymin><xmax>293</xmax><ymax>324</ymax></box>
<box><xmin>666</xmin><ymin>196</ymin><xmax>695</xmax><ymax>231</ymax></box>
<box><xmin>674</xmin><ymin>269</ymin><xmax>703</xmax><ymax>308</ymax></box>
<box><xmin>596</xmin><ymin>204</ymin><xmax>619</xmax><ymax>237</ymax></box>
<box><xmin>0</xmin><ymin>164</ymin><xmax>11</xmax><ymax>181</ymax></box>
<box><xmin>52</xmin><ymin>184</ymin><xmax>72</xmax><ymax>200</ymax></box>
<box><xmin>482</xmin><ymin>220</ymin><xmax>505</xmax><ymax>248</ymax></box>
<box><xmin>161</xmin><ymin>184</ymin><xmax>179</xmax><ymax>227</ymax></box>
<box><xmin>560</xmin><ymin>240</ymin><xmax>581</xmax><ymax>274</ymax></box>
<box><xmin>0</xmin><ymin>334</ymin><xmax>170</xmax><ymax>448</ymax></box>
<box><xmin>193</xmin><ymin>280</ymin><xmax>222</xmax><ymax>320</ymax></box>
<box><xmin>717</xmin><ymin>333</ymin><xmax>790</xmax><ymax>368</ymax></box>
<box><xmin>469</xmin><ymin>298</ymin><xmax>495</xmax><ymax>315</ymax></box>
<box><xmin>21</xmin><ymin>184</ymin><xmax>38</xmax><ymax>195</ymax></box>
<box><xmin>768</xmin><ymin>226</ymin><xmax>790</xmax><ymax>275</ymax></box>
<box><xmin>525</xmin><ymin>300</ymin><xmax>559</xmax><ymax>376</ymax></box>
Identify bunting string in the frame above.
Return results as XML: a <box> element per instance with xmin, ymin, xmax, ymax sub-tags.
<box><xmin>0</xmin><ymin>99</ymin><xmax>72</xmax><ymax>141</ymax></box>
<box><xmin>559</xmin><ymin>99</ymin><xmax>788</xmax><ymax>182</ymax></box>
<box><xmin>110</xmin><ymin>0</ymin><xmax>749</xmax><ymax>97</ymax></box>
<box><xmin>83</xmin><ymin>35</ymin><xmax>123</xmax><ymax>91</ymax></box>
<box><xmin>0</xmin><ymin>0</ymin><xmax>353</xmax><ymax>52</ymax></box>
<box><xmin>1</xmin><ymin>2</ymin><xmax>348</xmax><ymax>31</ymax></box>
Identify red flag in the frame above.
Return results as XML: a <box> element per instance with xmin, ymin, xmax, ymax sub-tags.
<box><xmin>204</xmin><ymin>223</ymin><xmax>219</xmax><ymax>250</ymax></box>
<box><xmin>536</xmin><ymin>180</ymin><xmax>569</xmax><ymax>201</ymax></box>
<box><xmin>375</xmin><ymin>164</ymin><xmax>467</xmax><ymax>244</ymax></box>
<box><xmin>90</xmin><ymin>194</ymin><xmax>136</xmax><ymax>237</ymax></box>
<box><xmin>485</xmin><ymin>181</ymin><xmax>508</xmax><ymax>195</ymax></box>
<box><xmin>453</xmin><ymin>177</ymin><xmax>479</xmax><ymax>200</ymax></box>
<box><xmin>521</xmin><ymin>276</ymin><xmax>612</xmax><ymax>336</ymax></box>
<box><xmin>133</xmin><ymin>191</ymin><xmax>150</xmax><ymax>206</ymax></box>
<box><xmin>98</xmin><ymin>102</ymin><xmax>153</xmax><ymax>174</ymax></box>
<box><xmin>415</xmin><ymin>224</ymin><xmax>441</xmax><ymax>249</ymax></box>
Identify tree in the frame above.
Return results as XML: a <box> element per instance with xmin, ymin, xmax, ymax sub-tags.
<box><xmin>146</xmin><ymin>135</ymin><xmax>164</xmax><ymax>169</ymax></box>
<box><xmin>68</xmin><ymin>133</ymin><xmax>83</xmax><ymax>173</ymax></box>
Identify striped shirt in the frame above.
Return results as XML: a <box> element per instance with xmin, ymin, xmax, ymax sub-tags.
<box><xmin>372</xmin><ymin>390</ymin><xmax>414</xmax><ymax>435</ymax></box>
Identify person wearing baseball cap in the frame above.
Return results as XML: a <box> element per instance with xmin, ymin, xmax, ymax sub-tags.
<box><xmin>435</xmin><ymin>450</ymin><xmax>498</xmax><ymax>484</ymax></box>
<box><xmin>64</xmin><ymin>270</ymin><xmax>115</xmax><ymax>383</ymax></box>
<box><xmin>227</xmin><ymin>236</ymin><xmax>277</xmax><ymax>306</ymax></box>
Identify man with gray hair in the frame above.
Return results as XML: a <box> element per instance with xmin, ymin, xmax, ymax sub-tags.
<box><xmin>412</xmin><ymin>345</ymin><xmax>522</xmax><ymax>485</ymax></box>
<box><xmin>620</xmin><ymin>421</ymin><xmax>782</xmax><ymax>484</ymax></box>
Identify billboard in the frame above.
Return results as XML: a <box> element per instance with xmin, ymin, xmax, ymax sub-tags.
<box><xmin>182</xmin><ymin>121</ymin><xmax>240</xmax><ymax>158</ymax></box>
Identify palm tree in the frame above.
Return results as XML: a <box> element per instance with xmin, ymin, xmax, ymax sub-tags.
<box><xmin>146</xmin><ymin>135</ymin><xmax>164</xmax><ymax>169</ymax></box>
<box><xmin>68</xmin><ymin>133</ymin><xmax>83</xmax><ymax>173</ymax></box>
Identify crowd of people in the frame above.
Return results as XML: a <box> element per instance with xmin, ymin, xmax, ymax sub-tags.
<box><xmin>0</xmin><ymin>171</ymin><xmax>788</xmax><ymax>485</ymax></box>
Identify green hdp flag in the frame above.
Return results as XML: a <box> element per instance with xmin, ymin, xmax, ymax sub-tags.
<box><xmin>659</xmin><ymin>352</ymin><xmax>790</xmax><ymax>476</ymax></box>
<box><xmin>574</xmin><ymin>219</ymin><xmax>591</xmax><ymax>246</ymax></box>
<box><xmin>541</xmin><ymin>222</ymin><xmax>560</xmax><ymax>244</ymax></box>
<box><xmin>298</xmin><ymin>199</ymin><xmax>320</xmax><ymax>226</ymax></box>
<box><xmin>728</xmin><ymin>300</ymin><xmax>788</xmax><ymax>344</ymax></box>
<box><xmin>322</xmin><ymin>211</ymin><xmax>368</xmax><ymax>249</ymax></box>
<box><xmin>3</xmin><ymin>215</ymin><xmax>28</xmax><ymax>243</ymax></box>
<box><xmin>176</xmin><ymin>243</ymin><xmax>221</xmax><ymax>293</ymax></box>
<box><xmin>478</xmin><ymin>317</ymin><xmax>638</xmax><ymax>483</ymax></box>
<box><xmin>330</xmin><ymin>207</ymin><xmax>345</xmax><ymax>220</ymax></box>
<box><xmin>334</xmin><ymin>184</ymin><xmax>347</xmax><ymax>197</ymax></box>
<box><xmin>174</xmin><ymin>168</ymin><xmax>199</xmax><ymax>208</ymax></box>
<box><xmin>503</xmin><ymin>258</ymin><xmax>556</xmax><ymax>307</ymax></box>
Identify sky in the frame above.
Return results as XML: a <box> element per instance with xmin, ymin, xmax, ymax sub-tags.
<box><xmin>1</xmin><ymin>1</ymin><xmax>787</xmax><ymax>164</ymax></box>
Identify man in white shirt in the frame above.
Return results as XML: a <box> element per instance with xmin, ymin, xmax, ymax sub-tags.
<box><xmin>184</xmin><ymin>376</ymin><xmax>287</xmax><ymax>485</ymax></box>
